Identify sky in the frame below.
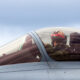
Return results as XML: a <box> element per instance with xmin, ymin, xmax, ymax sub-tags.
<box><xmin>0</xmin><ymin>0</ymin><xmax>80</xmax><ymax>46</ymax></box>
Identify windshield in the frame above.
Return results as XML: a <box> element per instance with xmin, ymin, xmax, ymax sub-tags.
<box><xmin>0</xmin><ymin>34</ymin><xmax>41</xmax><ymax>66</ymax></box>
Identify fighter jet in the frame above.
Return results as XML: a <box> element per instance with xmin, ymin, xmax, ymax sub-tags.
<box><xmin>0</xmin><ymin>27</ymin><xmax>80</xmax><ymax>80</ymax></box>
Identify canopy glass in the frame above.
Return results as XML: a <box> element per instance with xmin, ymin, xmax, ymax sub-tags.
<box><xmin>36</xmin><ymin>27</ymin><xmax>80</xmax><ymax>61</ymax></box>
<box><xmin>0</xmin><ymin>35</ymin><xmax>41</xmax><ymax>66</ymax></box>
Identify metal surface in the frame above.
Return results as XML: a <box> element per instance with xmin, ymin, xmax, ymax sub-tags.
<box><xmin>0</xmin><ymin>70</ymin><xmax>49</xmax><ymax>80</ymax></box>
<box><xmin>0</xmin><ymin>62</ymin><xmax>48</xmax><ymax>73</ymax></box>
<box><xmin>0</xmin><ymin>62</ymin><xmax>49</xmax><ymax>80</ymax></box>
<box><xmin>49</xmin><ymin>69</ymin><xmax>80</xmax><ymax>80</ymax></box>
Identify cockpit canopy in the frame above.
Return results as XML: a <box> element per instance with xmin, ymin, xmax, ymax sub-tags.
<box><xmin>0</xmin><ymin>27</ymin><xmax>80</xmax><ymax>66</ymax></box>
<box><xmin>36</xmin><ymin>27</ymin><xmax>80</xmax><ymax>61</ymax></box>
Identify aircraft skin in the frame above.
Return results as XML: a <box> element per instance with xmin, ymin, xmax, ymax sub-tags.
<box><xmin>0</xmin><ymin>27</ymin><xmax>80</xmax><ymax>80</ymax></box>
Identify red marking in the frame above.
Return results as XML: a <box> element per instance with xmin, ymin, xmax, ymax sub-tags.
<box><xmin>51</xmin><ymin>33</ymin><xmax>65</xmax><ymax>38</ymax></box>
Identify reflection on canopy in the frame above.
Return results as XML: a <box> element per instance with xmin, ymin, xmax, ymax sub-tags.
<box><xmin>0</xmin><ymin>35</ymin><xmax>41</xmax><ymax>66</ymax></box>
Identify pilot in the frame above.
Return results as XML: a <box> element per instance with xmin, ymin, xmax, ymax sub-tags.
<box><xmin>46</xmin><ymin>31</ymin><xmax>69</xmax><ymax>60</ymax></box>
<box><xmin>51</xmin><ymin>31</ymin><xmax>67</xmax><ymax>48</ymax></box>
